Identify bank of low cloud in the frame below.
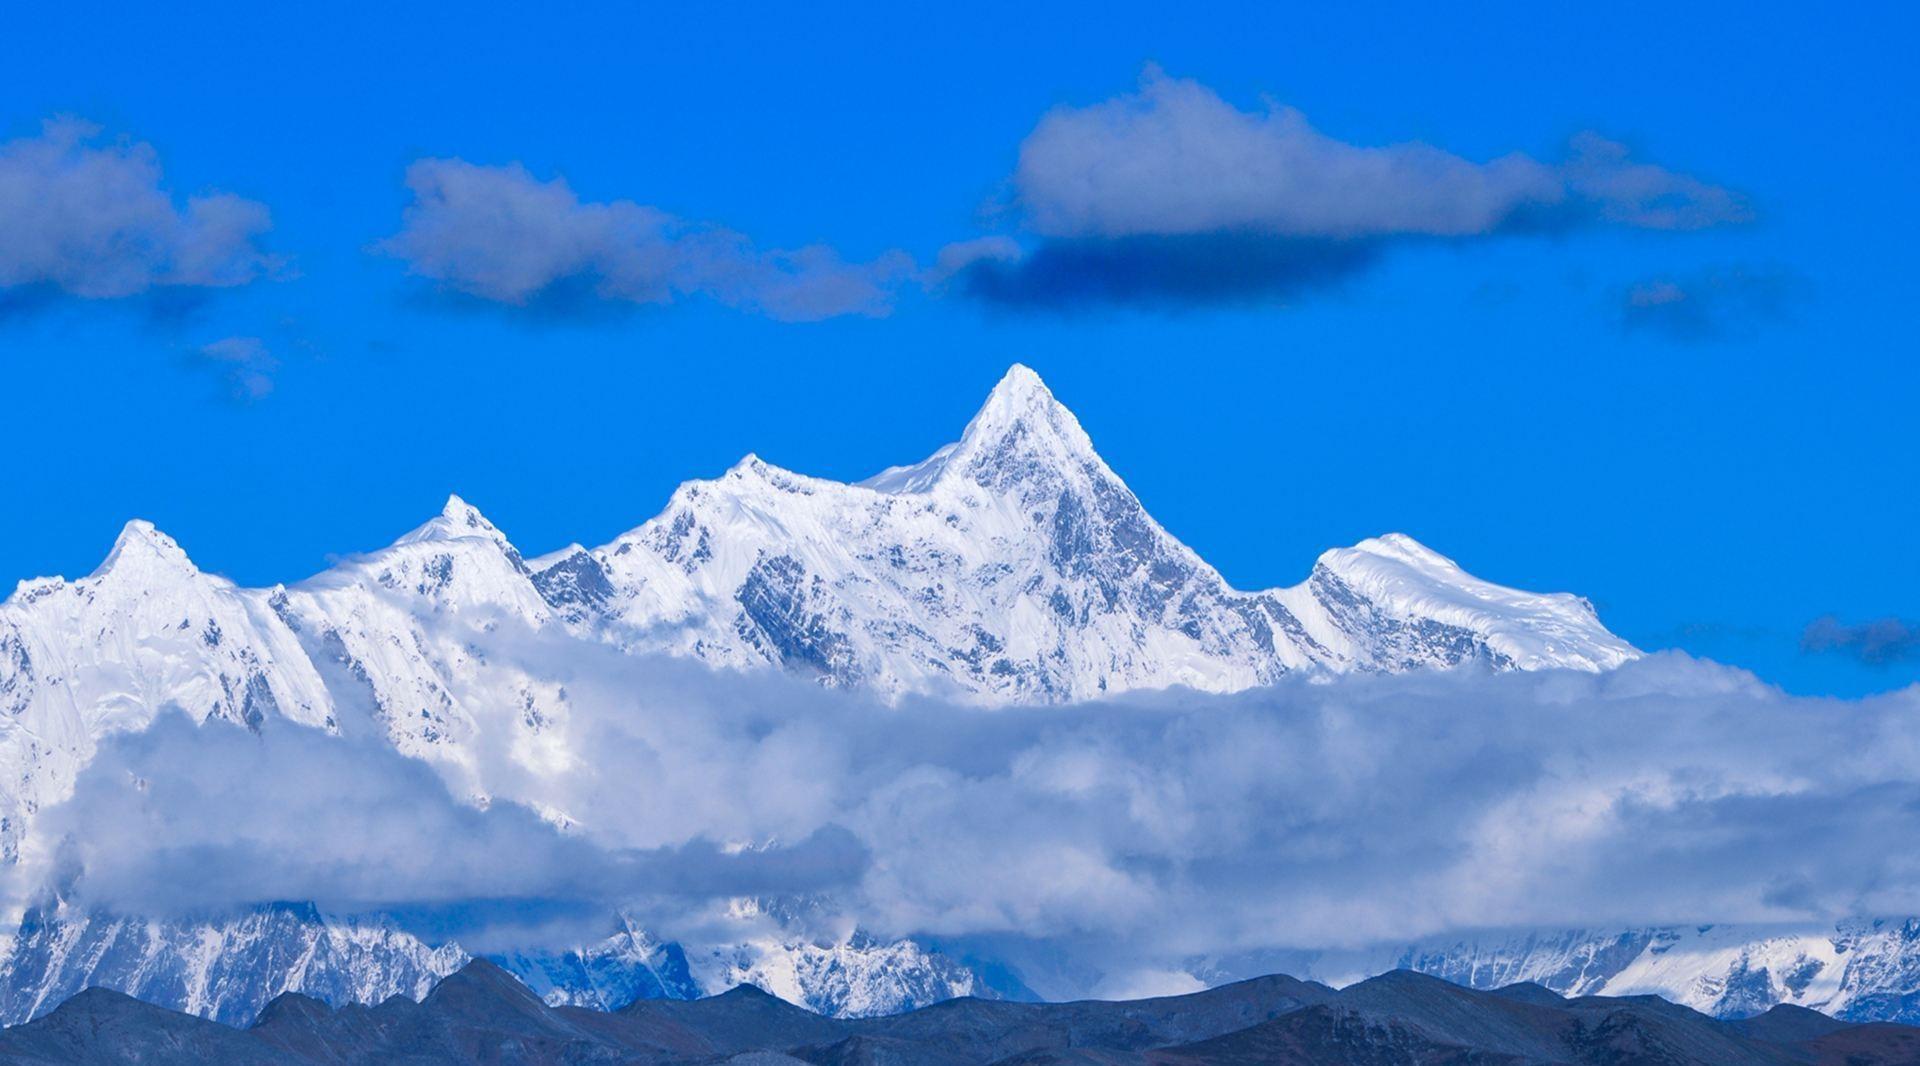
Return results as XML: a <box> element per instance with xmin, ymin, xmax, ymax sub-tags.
<box><xmin>19</xmin><ymin>638</ymin><xmax>1920</xmax><ymax>994</ymax></box>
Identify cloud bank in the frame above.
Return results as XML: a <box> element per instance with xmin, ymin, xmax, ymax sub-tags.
<box><xmin>943</xmin><ymin>69</ymin><xmax>1751</xmax><ymax>308</ymax></box>
<box><xmin>24</xmin><ymin>710</ymin><xmax>869</xmax><ymax>947</ymax></box>
<box><xmin>379</xmin><ymin>159</ymin><xmax>914</xmax><ymax>321</ymax></box>
<box><xmin>0</xmin><ymin>118</ymin><xmax>275</xmax><ymax>303</ymax></box>
<box><xmin>18</xmin><ymin>631</ymin><xmax>1920</xmax><ymax>993</ymax></box>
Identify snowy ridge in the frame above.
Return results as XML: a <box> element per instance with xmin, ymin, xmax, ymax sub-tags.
<box><xmin>268</xmin><ymin>493</ymin><xmax>575</xmax><ymax>798</ymax></box>
<box><xmin>0</xmin><ymin>366</ymin><xmax>1637</xmax><ymax>807</ymax></box>
<box><xmin>1298</xmin><ymin>920</ymin><xmax>1920</xmax><ymax>1023</ymax></box>
<box><xmin>0</xmin><ymin>364</ymin><xmax>1643</xmax><ymax>1025</ymax></box>
<box><xmin>540</xmin><ymin>364</ymin><xmax>1635</xmax><ymax>702</ymax></box>
<box><xmin>0</xmin><ymin>900</ymin><xmax>464</xmax><ymax>1026</ymax></box>
<box><xmin>0</xmin><ymin>901</ymin><xmax>993</xmax><ymax>1025</ymax></box>
<box><xmin>0</xmin><ymin>523</ymin><xmax>334</xmax><ymax>862</ymax></box>
<box><xmin>679</xmin><ymin>898</ymin><xmax>986</xmax><ymax>1019</ymax></box>
<box><xmin>0</xmin><ymin>363</ymin><xmax>1634</xmax><ymax>841</ymax></box>
<box><xmin>1309</xmin><ymin>534</ymin><xmax>1623</xmax><ymax>672</ymax></box>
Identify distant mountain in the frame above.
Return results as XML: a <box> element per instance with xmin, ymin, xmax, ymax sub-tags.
<box><xmin>1297</xmin><ymin>919</ymin><xmax>1920</xmax><ymax>1026</ymax></box>
<box><xmin>5</xmin><ymin>960</ymin><xmax>1917</xmax><ymax>1065</ymax></box>
<box><xmin>0</xmin><ymin>900</ymin><xmax>984</xmax><ymax>1027</ymax></box>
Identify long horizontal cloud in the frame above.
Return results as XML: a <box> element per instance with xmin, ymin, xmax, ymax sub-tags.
<box><xmin>16</xmin><ymin>625</ymin><xmax>1920</xmax><ymax>998</ymax></box>
<box><xmin>22</xmin><ymin>711</ymin><xmax>868</xmax><ymax>938</ymax></box>
<box><xmin>942</xmin><ymin>69</ymin><xmax>1750</xmax><ymax>308</ymax></box>
<box><xmin>0</xmin><ymin>118</ymin><xmax>275</xmax><ymax>303</ymax></box>
<box><xmin>378</xmin><ymin>159</ymin><xmax>914</xmax><ymax>321</ymax></box>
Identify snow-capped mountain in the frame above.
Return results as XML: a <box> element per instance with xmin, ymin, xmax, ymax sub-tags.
<box><xmin>267</xmin><ymin>497</ymin><xmax>575</xmax><ymax>799</ymax></box>
<box><xmin>0</xmin><ymin>363</ymin><xmax>1646</xmax><ymax>1026</ymax></box>
<box><xmin>0</xmin><ymin>523</ymin><xmax>334</xmax><ymax>862</ymax></box>
<box><xmin>0</xmin><ymin>901</ymin><xmax>463</xmax><ymax>1027</ymax></box>
<box><xmin>0</xmin><ymin>901</ymin><xmax>990</xmax><ymax>1025</ymax></box>
<box><xmin>531</xmin><ymin>365</ymin><xmax>1633</xmax><ymax>701</ymax></box>
<box><xmin>0</xmin><ymin>364</ymin><xmax>1635</xmax><ymax>846</ymax></box>
<box><xmin>1299</xmin><ymin>920</ymin><xmax>1920</xmax><ymax>1023</ymax></box>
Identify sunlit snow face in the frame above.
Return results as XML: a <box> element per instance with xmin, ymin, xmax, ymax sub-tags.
<box><xmin>18</xmin><ymin>642</ymin><xmax>1920</xmax><ymax>994</ymax></box>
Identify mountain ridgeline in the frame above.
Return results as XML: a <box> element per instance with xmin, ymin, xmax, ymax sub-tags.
<box><xmin>0</xmin><ymin>364</ymin><xmax>1634</xmax><ymax>853</ymax></box>
<box><xmin>4</xmin><ymin>960</ymin><xmax>1917</xmax><ymax>1066</ymax></box>
<box><xmin>0</xmin><ymin>365</ymin><xmax>1665</xmax><ymax>1028</ymax></box>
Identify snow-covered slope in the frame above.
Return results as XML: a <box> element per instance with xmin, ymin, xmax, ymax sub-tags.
<box><xmin>1301</xmin><ymin>920</ymin><xmax>1920</xmax><ymax>1023</ymax></box>
<box><xmin>0</xmin><ymin>900</ymin><xmax>464</xmax><ymax>1027</ymax></box>
<box><xmin>268</xmin><ymin>496</ymin><xmax>576</xmax><ymax>799</ymax></box>
<box><xmin>0</xmin><ymin>901</ymin><xmax>993</xmax><ymax>1025</ymax></box>
<box><xmin>532</xmin><ymin>365</ymin><xmax>1634</xmax><ymax>702</ymax></box>
<box><xmin>0</xmin><ymin>524</ymin><xmax>333</xmax><ymax>861</ymax></box>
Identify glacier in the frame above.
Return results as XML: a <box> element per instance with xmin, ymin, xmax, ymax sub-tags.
<box><xmin>9</xmin><ymin>361</ymin><xmax>1820</xmax><ymax>1028</ymax></box>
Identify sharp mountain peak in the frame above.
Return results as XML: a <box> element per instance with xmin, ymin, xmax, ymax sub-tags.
<box><xmin>90</xmin><ymin>519</ymin><xmax>200</xmax><ymax>581</ymax></box>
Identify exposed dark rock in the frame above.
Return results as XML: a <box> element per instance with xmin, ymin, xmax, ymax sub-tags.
<box><xmin>6</xmin><ymin>963</ymin><xmax>1917</xmax><ymax>1065</ymax></box>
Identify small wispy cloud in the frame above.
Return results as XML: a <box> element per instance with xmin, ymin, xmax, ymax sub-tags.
<box><xmin>1803</xmin><ymin>616</ymin><xmax>1920</xmax><ymax>666</ymax></box>
<box><xmin>1618</xmin><ymin>265</ymin><xmax>1805</xmax><ymax>342</ymax></box>
<box><xmin>378</xmin><ymin>159</ymin><xmax>915</xmax><ymax>321</ymax></box>
<box><xmin>195</xmin><ymin>335</ymin><xmax>278</xmax><ymax>401</ymax></box>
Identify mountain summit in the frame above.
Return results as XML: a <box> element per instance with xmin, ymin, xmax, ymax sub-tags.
<box><xmin>857</xmin><ymin>366</ymin><xmax>1109</xmax><ymax>500</ymax></box>
<box><xmin>90</xmin><ymin>520</ymin><xmax>201</xmax><ymax>581</ymax></box>
<box><xmin>538</xmin><ymin>363</ymin><xmax>1635</xmax><ymax>700</ymax></box>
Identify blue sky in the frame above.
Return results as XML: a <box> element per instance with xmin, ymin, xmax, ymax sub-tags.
<box><xmin>1</xmin><ymin>1</ymin><xmax>1913</xmax><ymax>696</ymax></box>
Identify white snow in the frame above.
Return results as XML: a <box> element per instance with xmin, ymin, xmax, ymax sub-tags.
<box><xmin>0</xmin><ymin>363</ymin><xmax>1651</xmax><ymax>1021</ymax></box>
<box><xmin>1299</xmin><ymin>920</ymin><xmax>1920</xmax><ymax>1021</ymax></box>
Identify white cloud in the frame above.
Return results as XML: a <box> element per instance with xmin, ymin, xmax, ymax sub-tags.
<box><xmin>944</xmin><ymin>69</ymin><xmax>1752</xmax><ymax>308</ymax></box>
<box><xmin>18</xmin><ymin>636</ymin><xmax>1920</xmax><ymax>995</ymax></box>
<box><xmin>378</xmin><ymin>159</ymin><xmax>915</xmax><ymax>321</ymax></box>
<box><xmin>0</xmin><ymin>118</ymin><xmax>275</xmax><ymax>300</ymax></box>
<box><xmin>196</xmin><ymin>335</ymin><xmax>277</xmax><ymax>400</ymax></box>
<box><xmin>1010</xmin><ymin>67</ymin><xmax>1750</xmax><ymax>241</ymax></box>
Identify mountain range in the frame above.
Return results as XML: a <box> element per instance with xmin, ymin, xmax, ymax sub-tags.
<box><xmin>5</xmin><ymin>365</ymin><xmax>1909</xmax><ymax>1031</ymax></box>
<box><xmin>0</xmin><ymin>364</ymin><xmax>1633</xmax><ymax>854</ymax></box>
<box><xmin>5</xmin><ymin>958</ymin><xmax>1917</xmax><ymax>1065</ymax></box>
